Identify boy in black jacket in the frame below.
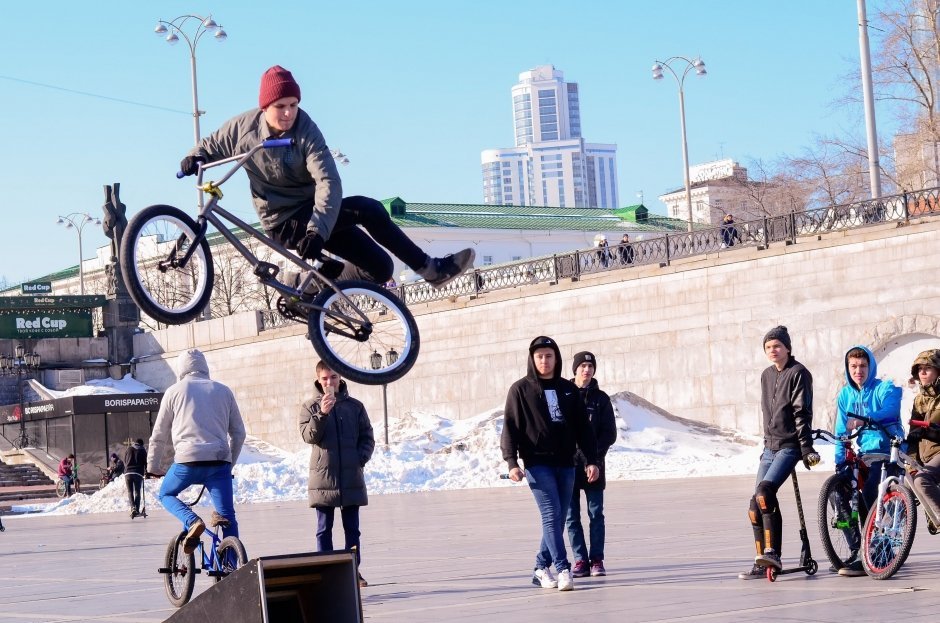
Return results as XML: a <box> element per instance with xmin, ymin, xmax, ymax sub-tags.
<box><xmin>739</xmin><ymin>326</ymin><xmax>820</xmax><ymax>579</ymax></box>
<box><xmin>501</xmin><ymin>336</ymin><xmax>599</xmax><ymax>592</ymax></box>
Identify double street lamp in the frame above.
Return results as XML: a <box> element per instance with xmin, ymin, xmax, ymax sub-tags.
<box><xmin>153</xmin><ymin>15</ymin><xmax>227</xmax><ymax>146</ymax></box>
<box><xmin>56</xmin><ymin>212</ymin><xmax>102</xmax><ymax>295</ymax></box>
<box><xmin>370</xmin><ymin>348</ymin><xmax>399</xmax><ymax>447</ymax></box>
<box><xmin>652</xmin><ymin>56</ymin><xmax>707</xmax><ymax>232</ymax></box>
<box><xmin>1</xmin><ymin>346</ymin><xmax>41</xmax><ymax>449</ymax></box>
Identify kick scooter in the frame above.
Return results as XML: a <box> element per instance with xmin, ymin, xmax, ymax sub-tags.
<box><xmin>767</xmin><ymin>468</ymin><xmax>819</xmax><ymax>581</ymax></box>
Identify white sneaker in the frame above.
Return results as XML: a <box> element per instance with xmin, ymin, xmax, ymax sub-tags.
<box><xmin>557</xmin><ymin>568</ymin><xmax>574</xmax><ymax>591</ymax></box>
<box><xmin>531</xmin><ymin>567</ymin><xmax>557</xmax><ymax>588</ymax></box>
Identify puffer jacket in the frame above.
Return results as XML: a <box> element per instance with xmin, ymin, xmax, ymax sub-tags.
<box><xmin>834</xmin><ymin>345</ymin><xmax>903</xmax><ymax>465</ymax></box>
<box><xmin>188</xmin><ymin>107</ymin><xmax>343</xmax><ymax>238</ymax></box>
<box><xmin>908</xmin><ymin>350</ymin><xmax>940</xmax><ymax>464</ymax></box>
<box><xmin>299</xmin><ymin>380</ymin><xmax>375</xmax><ymax>508</ymax></box>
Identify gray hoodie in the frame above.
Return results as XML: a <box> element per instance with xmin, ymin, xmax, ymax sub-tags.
<box><xmin>147</xmin><ymin>349</ymin><xmax>246</xmax><ymax>472</ymax></box>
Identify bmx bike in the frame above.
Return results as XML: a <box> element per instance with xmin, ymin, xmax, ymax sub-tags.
<box><xmin>157</xmin><ymin>485</ymin><xmax>248</xmax><ymax>608</ymax></box>
<box><xmin>119</xmin><ymin>138</ymin><xmax>419</xmax><ymax>385</ymax></box>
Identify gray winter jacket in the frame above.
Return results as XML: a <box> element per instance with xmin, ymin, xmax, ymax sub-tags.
<box><xmin>299</xmin><ymin>380</ymin><xmax>375</xmax><ymax>508</ymax></box>
<box><xmin>147</xmin><ymin>349</ymin><xmax>246</xmax><ymax>473</ymax></box>
<box><xmin>187</xmin><ymin>107</ymin><xmax>343</xmax><ymax>238</ymax></box>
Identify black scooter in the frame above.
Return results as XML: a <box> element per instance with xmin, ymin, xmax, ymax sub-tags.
<box><xmin>767</xmin><ymin>468</ymin><xmax>819</xmax><ymax>581</ymax></box>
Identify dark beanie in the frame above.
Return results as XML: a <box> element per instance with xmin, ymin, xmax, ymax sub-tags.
<box><xmin>529</xmin><ymin>335</ymin><xmax>557</xmax><ymax>353</ymax></box>
<box><xmin>763</xmin><ymin>325</ymin><xmax>792</xmax><ymax>352</ymax></box>
<box><xmin>572</xmin><ymin>351</ymin><xmax>596</xmax><ymax>374</ymax></box>
<box><xmin>259</xmin><ymin>65</ymin><xmax>301</xmax><ymax>109</ymax></box>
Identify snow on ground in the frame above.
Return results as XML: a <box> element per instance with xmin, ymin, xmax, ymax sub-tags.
<box><xmin>15</xmin><ymin>384</ymin><xmax>807</xmax><ymax>517</ymax></box>
<box><xmin>42</xmin><ymin>374</ymin><xmax>158</xmax><ymax>399</ymax></box>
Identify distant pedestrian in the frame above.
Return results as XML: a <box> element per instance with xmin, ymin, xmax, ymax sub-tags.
<box><xmin>618</xmin><ymin>233</ymin><xmax>635</xmax><ymax>265</ymax></box>
<box><xmin>566</xmin><ymin>352</ymin><xmax>617</xmax><ymax>579</ymax></box>
<box><xmin>501</xmin><ymin>336</ymin><xmax>599</xmax><ymax>592</ymax></box>
<box><xmin>721</xmin><ymin>214</ymin><xmax>741</xmax><ymax>248</ymax></box>
<box><xmin>107</xmin><ymin>453</ymin><xmax>125</xmax><ymax>481</ymax></box>
<box><xmin>123</xmin><ymin>438</ymin><xmax>147</xmax><ymax>518</ymax></box>
<box><xmin>300</xmin><ymin>360</ymin><xmax>375</xmax><ymax>588</ymax></box>
<box><xmin>57</xmin><ymin>454</ymin><xmax>76</xmax><ymax>497</ymax></box>
<box><xmin>593</xmin><ymin>234</ymin><xmax>611</xmax><ymax>268</ymax></box>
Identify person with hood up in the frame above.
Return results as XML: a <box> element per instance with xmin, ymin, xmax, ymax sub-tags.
<box><xmin>107</xmin><ymin>453</ymin><xmax>125</xmax><ymax>480</ymax></box>
<box><xmin>830</xmin><ymin>345</ymin><xmax>903</xmax><ymax>576</ymax></box>
<box><xmin>147</xmin><ymin>349</ymin><xmax>246</xmax><ymax>554</ymax></box>
<box><xmin>739</xmin><ymin>326</ymin><xmax>820</xmax><ymax>579</ymax></box>
<box><xmin>501</xmin><ymin>336</ymin><xmax>599</xmax><ymax>592</ymax></box>
<box><xmin>565</xmin><ymin>351</ymin><xmax>618</xmax><ymax>579</ymax></box>
<box><xmin>300</xmin><ymin>360</ymin><xmax>375</xmax><ymax>588</ymax></box>
<box><xmin>123</xmin><ymin>438</ymin><xmax>148</xmax><ymax>518</ymax></box>
<box><xmin>906</xmin><ymin>350</ymin><xmax>940</xmax><ymax>528</ymax></box>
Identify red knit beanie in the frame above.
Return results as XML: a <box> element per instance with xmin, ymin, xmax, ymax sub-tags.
<box><xmin>259</xmin><ymin>65</ymin><xmax>301</xmax><ymax>109</ymax></box>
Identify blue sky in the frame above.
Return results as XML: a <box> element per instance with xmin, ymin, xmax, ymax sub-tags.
<box><xmin>2</xmin><ymin>1</ymin><xmax>881</xmax><ymax>284</ymax></box>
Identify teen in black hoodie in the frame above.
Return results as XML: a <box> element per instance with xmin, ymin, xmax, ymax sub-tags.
<box><xmin>501</xmin><ymin>336</ymin><xmax>599</xmax><ymax>591</ymax></box>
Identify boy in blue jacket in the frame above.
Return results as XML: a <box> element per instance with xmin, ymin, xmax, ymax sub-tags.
<box><xmin>831</xmin><ymin>345</ymin><xmax>903</xmax><ymax>576</ymax></box>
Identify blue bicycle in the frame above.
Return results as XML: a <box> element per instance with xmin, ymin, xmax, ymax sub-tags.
<box><xmin>158</xmin><ymin>486</ymin><xmax>248</xmax><ymax>608</ymax></box>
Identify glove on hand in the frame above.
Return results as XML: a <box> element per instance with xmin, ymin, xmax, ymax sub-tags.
<box><xmin>802</xmin><ymin>448</ymin><xmax>821</xmax><ymax>469</ymax></box>
<box><xmin>179</xmin><ymin>155</ymin><xmax>205</xmax><ymax>176</ymax></box>
<box><xmin>297</xmin><ymin>231</ymin><xmax>325</xmax><ymax>260</ymax></box>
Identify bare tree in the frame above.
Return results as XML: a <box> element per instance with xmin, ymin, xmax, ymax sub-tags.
<box><xmin>207</xmin><ymin>235</ymin><xmax>280</xmax><ymax>318</ymax></box>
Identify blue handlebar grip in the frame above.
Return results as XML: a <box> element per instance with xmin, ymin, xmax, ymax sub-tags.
<box><xmin>262</xmin><ymin>138</ymin><xmax>295</xmax><ymax>148</ymax></box>
<box><xmin>176</xmin><ymin>171</ymin><xmax>186</xmax><ymax>179</ymax></box>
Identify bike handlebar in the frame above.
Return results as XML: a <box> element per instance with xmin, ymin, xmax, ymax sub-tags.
<box><xmin>813</xmin><ymin>413</ymin><xmax>896</xmax><ymax>444</ymax></box>
<box><xmin>175</xmin><ymin>138</ymin><xmax>295</xmax><ymax>178</ymax></box>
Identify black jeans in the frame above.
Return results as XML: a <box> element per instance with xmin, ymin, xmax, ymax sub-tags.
<box><xmin>268</xmin><ymin>196</ymin><xmax>428</xmax><ymax>284</ymax></box>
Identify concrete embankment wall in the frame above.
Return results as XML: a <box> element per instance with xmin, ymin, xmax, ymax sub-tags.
<box><xmin>132</xmin><ymin>217</ymin><xmax>940</xmax><ymax>452</ymax></box>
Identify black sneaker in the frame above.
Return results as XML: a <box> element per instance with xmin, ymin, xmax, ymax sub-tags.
<box><xmin>755</xmin><ymin>548</ymin><xmax>782</xmax><ymax>571</ymax></box>
<box><xmin>837</xmin><ymin>561</ymin><xmax>865</xmax><ymax>577</ymax></box>
<box><xmin>738</xmin><ymin>563</ymin><xmax>766</xmax><ymax>580</ymax></box>
<box><xmin>417</xmin><ymin>249</ymin><xmax>476</xmax><ymax>288</ymax></box>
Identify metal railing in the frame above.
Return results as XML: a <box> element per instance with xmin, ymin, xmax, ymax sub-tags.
<box><xmin>257</xmin><ymin>186</ymin><xmax>940</xmax><ymax>329</ymax></box>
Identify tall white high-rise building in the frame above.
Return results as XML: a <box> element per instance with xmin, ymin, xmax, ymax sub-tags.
<box><xmin>482</xmin><ymin>65</ymin><xmax>618</xmax><ymax>208</ymax></box>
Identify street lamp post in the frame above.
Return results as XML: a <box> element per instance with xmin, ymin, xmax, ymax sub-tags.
<box><xmin>652</xmin><ymin>57</ymin><xmax>707</xmax><ymax>232</ymax></box>
<box><xmin>153</xmin><ymin>15</ymin><xmax>227</xmax><ymax>147</ymax></box>
<box><xmin>56</xmin><ymin>212</ymin><xmax>102</xmax><ymax>295</ymax></box>
<box><xmin>1</xmin><ymin>346</ymin><xmax>41</xmax><ymax>450</ymax></box>
<box><xmin>370</xmin><ymin>348</ymin><xmax>399</xmax><ymax>447</ymax></box>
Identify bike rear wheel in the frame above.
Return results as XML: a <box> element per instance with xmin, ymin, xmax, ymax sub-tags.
<box><xmin>308</xmin><ymin>280</ymin><xmax>419</xmax><ymax>385</ymax></box>
<box><xmin>120</xmin><ymin>205</ymin><xmax>214</xmax><ymax>325</ymax></box>
<box><xmin>214</xmin><ymin>536</ymin><xmax>248</xmax><ymax>583</ymax></box>
<box><xmin>817</xmin><ymin>473</ymin><xmax>865</xmax><ymax>571</ymax></box>
<box><xmin>163</xmin><ymin>534</ymin><xmax>196</xmax><ymax>607</ymax></box>
<box><xmin>861</xmin><ymin>484</ymin><xmax>917</xmax><ymax>580</ymax></box>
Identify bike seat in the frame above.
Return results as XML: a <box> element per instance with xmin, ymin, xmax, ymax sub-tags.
<box><xmin>208</xmin><ymin>511</ymin><xmax>230</xmax><ymax>528</ymax></box>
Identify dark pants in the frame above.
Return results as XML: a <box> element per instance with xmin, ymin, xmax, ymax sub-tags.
<box><xmin>315</xmin><ymin>506</ymin><xmax>362</xmax><ymax>563</ymax></box>
<box><xmin>268</xmin><ymin>196</ymin><xmax>428</xmax><ymax>284</ymax></box>
<box><xmin>125</xmin><ymin>472</ymin><xmax>144</xmax><ymax>513</ymax></box>
<box><xmin>566</xmin><ymin>487</ymin><xmax>605</xmax><ymax>562</ymax></box>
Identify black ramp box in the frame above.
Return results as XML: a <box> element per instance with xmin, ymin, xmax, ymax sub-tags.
<box><xmin>165</xmin><ymin>551</ymin><xmax>363</xmax><ymax>623</ymax></box>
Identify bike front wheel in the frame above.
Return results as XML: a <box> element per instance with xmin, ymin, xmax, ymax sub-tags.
<box><xmin>163</xmin><ymin>534</ymin><xmax>196</xmax><ymax>608</ymax></box>
<box><xmin>817</xmin><ymin>473</ymin><xmax>865</xmax><ymax>571</ymax></box>
<box><xmin>308</xmin><ymin>280</ymin><xmax>420</xmax><ymax>385</ymax></box>
<box><xmin>214</xmin><ymin>536</ymin><xmax>249</xmax><ymax>583</ymax></box>
<box><xmin>861</xmin><ymin>484</ymin><xmax>917</xmax><ymax>580</ymax></box>
<box><xmin>120</xmin><ymin>205</ymin><xmax>214</xmax><ymax>325</ymax></box>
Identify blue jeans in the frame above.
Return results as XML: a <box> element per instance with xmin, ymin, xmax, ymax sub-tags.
<box><xmin>159</xmin><ymin>462</ymin><xmax>238</xmax><ymax>539</ymax></box>
<box><xmin>526</xmin><ymin>465</ymin><xmax>575</xmax><ymax>573</ymax></box>
<box><xmin>566</xmin><ymin>487</ymin><xmax>605</xmax><ymax>562</ymax></box>
<box><xmin>315</xmin><ymin>506</ymin><xmax>361</xmax><ymax>564</ymax></box>
<box><xmin>756</xmin><ymin>447</ymin><xmax>801</xmax><ymax>489</ymax></box>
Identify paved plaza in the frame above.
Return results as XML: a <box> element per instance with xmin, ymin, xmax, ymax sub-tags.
<box><xmin>2</xmin><ymin>472</ymin><xmax>940</xmax><ymax>622</ymax></box>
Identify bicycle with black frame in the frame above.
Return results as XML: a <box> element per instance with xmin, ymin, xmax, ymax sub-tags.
<box><xmin>119</xmin><ymin>139</ymin><xmax>419</xmax><ymax>386</ymax></box>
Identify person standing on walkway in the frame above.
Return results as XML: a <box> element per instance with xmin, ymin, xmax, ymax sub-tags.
<box><xmin>501</xmin><ymin>336</ymin><xmax>599</xmax><ymax>592</ymax></box>
<box><xmin>57</xmin><ymin>454</ymin><xmax>76</xmax><ymax>497</ymax></box>
<box><xmin>739</xmin><ymin>326</ymin><xmax>819</xmax><ymax>579</ymax></box>
<box><xmin>300</xmin><ymin>360</ymin><xmax>375</xmax><ymax>588</ymax></box>
<box><xmin>123</xmin><ymin>438</ymin><xmax>147</xmax><ymax>518</ymax></box>
<box><xmin>566</xmin><ymin>351</ymin><xmax>618</xmax><ymax>579</ymax></box>
<box><xmin>906</xmin><ymin>350</ymin><xmax>940</xmax><ymax>528</ymax></box>
<box><xmin>147</xmin><ymin>349</ymin><xmax>246</xmax><ymax>554</ymax></box>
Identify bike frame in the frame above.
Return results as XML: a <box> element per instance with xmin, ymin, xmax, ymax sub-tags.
<box><xmin>178</xmin><ymin>142</ymin><xmax>371</xmax><ymax>329</ymax></box>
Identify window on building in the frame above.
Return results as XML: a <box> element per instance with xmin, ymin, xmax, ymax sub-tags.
<box><xmin>483</xmin><ymin>255</ymin><xmax>494</xmax><ymax>265</ymax></box>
